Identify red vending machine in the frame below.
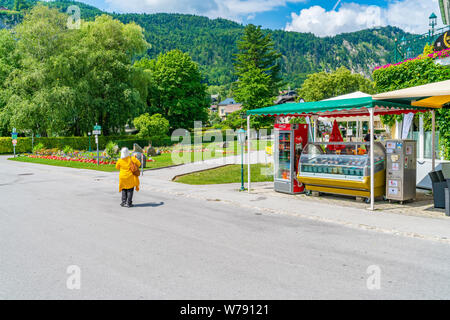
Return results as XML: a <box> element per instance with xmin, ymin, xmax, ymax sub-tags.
<box><xmin>274</xmin><ymin>123</ymin><xmax>309</xmax><ymax>194</ymax></box>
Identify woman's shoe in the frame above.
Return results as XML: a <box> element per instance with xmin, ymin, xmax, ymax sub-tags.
<box><xmin>127</xmin><ymin>203</ymin><xmax>134</xmax><ymax>208</ymax></box>
<box><xmin>120</xmin><ymin>202</ymin><xmax>126</xmax><ymax>207</ymax></box>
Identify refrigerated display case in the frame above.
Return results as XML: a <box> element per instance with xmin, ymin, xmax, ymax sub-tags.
<box><xmin>274</xmin><ymin>123</ymin><xmax>309</xmax><ymax>194</ymax></box>
<box><xmin>297</xmin><ymin>142</ymin><xmax>386</xmax><ymax>200</ymax></box>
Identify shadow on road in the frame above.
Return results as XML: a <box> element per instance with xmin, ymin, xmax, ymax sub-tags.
<box><xmin>134</xmin><ymin>202</ymin><xmax>164</xmax><ymax>208</ymax></box>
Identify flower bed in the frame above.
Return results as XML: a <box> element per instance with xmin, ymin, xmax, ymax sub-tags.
<box><xmin>27</xmin><ymin>154</ymin><xmax>116</xmax><ymax>165</ymax></box>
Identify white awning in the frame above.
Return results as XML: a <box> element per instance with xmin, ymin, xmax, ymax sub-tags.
<box><xmin>373</xmin><ymin>80</ymin><xmax>450</xmax><ymax>101</ymax></box>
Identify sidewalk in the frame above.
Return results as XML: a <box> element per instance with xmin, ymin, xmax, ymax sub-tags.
<box><xmin>138</xmin><ymin>155</ymin><xmax>450</xmax><ymax>244</ymax></box>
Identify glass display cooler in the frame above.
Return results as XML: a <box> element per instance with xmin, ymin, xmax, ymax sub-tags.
<box><xmin>297</xmin><ymin>142</ymin><xmax>386</xmax><ymax>200</ymax></box>
<box><xmin>274</xmin><ymin>123</ymin><xmax>309</xmax><ymax>194</ymax></box>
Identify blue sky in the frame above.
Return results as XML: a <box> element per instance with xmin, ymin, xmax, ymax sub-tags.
<box><xmin>73</xmin><ymin>0</ymin><xmax>444</xmax><ymax>36</ymax></box>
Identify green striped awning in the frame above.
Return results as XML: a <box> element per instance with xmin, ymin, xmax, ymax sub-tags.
<box><xmin>246</xmin><ymin>97</ymin><xmax>434</xmax><ymax>117</ymax></box>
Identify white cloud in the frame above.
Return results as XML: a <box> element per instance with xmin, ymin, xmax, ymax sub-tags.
<box><xmin>104</xmin><ymin>0</ymin><xmax>306</xmax><ymax>21</ymax></box>
<box><xmin>285</xmin><ymin>0</ymin><xmax>443</xmax><ymax>37</ymax></box>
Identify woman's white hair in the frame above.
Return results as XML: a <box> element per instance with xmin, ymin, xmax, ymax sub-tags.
<box><xmin>120</xmin><ymin>147</ymin><xmax>130</xmax><ymax>159</ymax></box>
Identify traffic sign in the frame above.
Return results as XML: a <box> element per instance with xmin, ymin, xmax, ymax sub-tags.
<box><xmin>12</xmin><ymin>139</ymin><xmax>17</xmax><ymax>146</ymax></box>
<box><xmin>94</xmin><ymin>125</ymin><xmax>101</xmax><ymax>131</ymax></box>
<box><xmin>12</xmin><ymin>133</ymin><xmax>18</xmax><ymax>139</ymax></box>
<box><xmin>93</xmin><ymin>130</ymin><xmax>101</xmax><ymax>135</ymax></box>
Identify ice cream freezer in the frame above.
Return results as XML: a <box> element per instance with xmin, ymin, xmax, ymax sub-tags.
<box><xmin>297</xmin><ymin>142</ymin><xmax>387</xmax><ymax>200</ymax></box>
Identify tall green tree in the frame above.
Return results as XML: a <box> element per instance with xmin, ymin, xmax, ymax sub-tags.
<box><xmin>233</xmin><ymin>24</ymin><xmax>283</xmax><ymax>110</ymax></box>
<box><xmin>0</xmin><ymin>5</ymin><xmax>148</xmax><ymax>136</ymax></box>
<box><xmin>14</xmin><ymin>0</ymin><xmax>29</xmax><ymax>11</ymax></box>
<box><xmin>136</xmin><ymin>50</ymin><xmax>209</xmax><ymax>131</ymax></box>
<box><xmin>298</xmin><ymin>67</ymin><xmax>375</xmax><ymax>102</ymax></box>
<box><xmin>0</xmin><ymin>29</ymin><xmax>18</xmax><ymax>136</ymax></box>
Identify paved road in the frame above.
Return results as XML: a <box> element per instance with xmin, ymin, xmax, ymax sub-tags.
<box><xmin>1</xmin><ymin>157</ymin><xmax>450</xmax><ymax>299</ymax></box>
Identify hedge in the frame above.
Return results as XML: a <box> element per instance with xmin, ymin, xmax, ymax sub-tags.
<box><xmin>0</xmin><ymin>131</ymin><xmax>246</xmax><ymax>154</ymax></box>
<box><xmin>373</xmin><ymin>57</ymin><xmax>450</xmax><ymax>159</ymax></box>
<box><xmin>0</xmin><ymin>136</ymin><xmax>151</xmax><ymax>154</ymax></box>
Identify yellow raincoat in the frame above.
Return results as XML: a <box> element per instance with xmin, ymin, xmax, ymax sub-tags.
<box><xmin>115</xmin><ymin>156</ymin><xmax>141</xmax><ymax>192</ymax></box>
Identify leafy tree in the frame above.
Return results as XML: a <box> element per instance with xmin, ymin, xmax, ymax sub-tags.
<box><xmin>224</xmin><ymin>111</ymin><xmax>245</xmax><ymax>130</ymax></box>
<box><xmin>233</xmin><ymin>24</ymin><xmax>282</xmax><ymax>109</ymax></box>
<box><xmin>13</xmin><ymin>0</ymin><xmax>29</xmax><ymax>11</ymax></box>
<box><xmin>298</xmin><ymin>67</ymin><xmax>375</xmax><ymax>102</ymax></box>
<box><xmin>0</xmin><ymin>5</ymin><xmax>148</xmax><ymax>136</ymax></box>
<box><xmin>208</xmin><ymin>111</ymin><xmax>222</xmax><ymax>127</ymax></box>
<box><xmin>0</xmin><ymin>29</ymin><xmax>18</xmax><ymax>135</ymax></box>
<box><xmin>133</xmin><ymin>113</ymin><xmax>169</xmax><ymax>142</ymax></box>
<box><xmin>136</xmin><ymin>50</ymin><xmax>209</xmax><ymax>131</ymax></box>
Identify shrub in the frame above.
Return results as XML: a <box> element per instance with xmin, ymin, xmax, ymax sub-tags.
<box><xmin>133</xmin><ymin>113</ymin><xmax>170</xmax><ymax>142</ymax></box>
<box><xmin>63</xmin><ymin>145</ymin><xmax>74</xmax><ymax>154</ymax></box>
<box><xmin>373</xmin><ymin>57</ymin><xmax>450</xmax><ymax>159</ymax></box>
<box><xmin>33</xmin><ymin>142</ymin><xmax>45</xmax><ymax>154</ymax></box>
<box><xmin>105</xmin><ymin>141</ymin><xmax>119</xmax><ymax>158</ymax></box>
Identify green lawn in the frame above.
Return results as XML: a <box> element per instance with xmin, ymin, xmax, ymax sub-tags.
<box><xmin>174</xmin><ymin>164</ymin><xmax>274</xmax><ymax>185</ymax></box>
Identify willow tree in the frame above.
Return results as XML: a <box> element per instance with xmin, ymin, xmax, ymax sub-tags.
<box><xmin>0</xmin><ymin>5</ymin><xmax>148</xmax><ymax>136</ymax></box>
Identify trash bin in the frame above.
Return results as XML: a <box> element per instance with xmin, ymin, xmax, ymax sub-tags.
<box><xmin>132</xmin><ymin>152</ymin><xmax>146</xmax><ymax>168</ymax></box>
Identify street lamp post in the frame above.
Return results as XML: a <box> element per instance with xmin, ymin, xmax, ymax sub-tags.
<box><xmin>88</xmin><ymin>132</ymin><xmax>92</xmax><ymax>152</ymax></box>
<box><xmin>429</xmin><ymin>12</ymin><xmax>438</xmax><ymax>38</ymax></box>
<box><xmin>237</xmin><ymin>127</ymin><xmax>246</xmax><ymax>192</ymax></box>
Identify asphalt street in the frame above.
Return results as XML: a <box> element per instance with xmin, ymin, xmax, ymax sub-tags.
<box><xmin>1</xmin><ymin>157</ymin><xmax>450</xmax><ymax>299</ymax></box>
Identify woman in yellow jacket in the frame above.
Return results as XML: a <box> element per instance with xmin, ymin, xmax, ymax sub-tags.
<box><xmin>115</xmin><ymin>147</ymin><xmax>141</xmax><ymax>207</ymax></box>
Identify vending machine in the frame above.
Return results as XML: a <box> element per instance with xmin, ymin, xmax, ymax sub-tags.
<box><xmin>385</xmin><ymin>140</ymin><xmax>417</xmax><ymax>203</ymax></box>
<box><xmin>274</xmin><ymin>123</ymin><xmax>309</xmax><ymax>194</ymax></box>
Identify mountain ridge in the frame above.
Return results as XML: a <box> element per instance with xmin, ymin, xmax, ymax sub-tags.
<box><xmin>0</xmin><ymin>0</ymin><xmax>408</xmax><ymax>87</ymax></box>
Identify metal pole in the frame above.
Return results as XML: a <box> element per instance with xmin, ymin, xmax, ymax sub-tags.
<box><xmin>13</xmin><ymin>145</ymin><xmax>16</xmax><ymax>158</ymax></box>
<box><xmin>141</xmin><ymin>153</ymin><xmax>144</xmax><ymax>176</ymax></box>
<box><xmin>432</xmin><ymin>110</ymin><xmax>436</xmax><ymax>171</ymax></box>
<box><xmin>96</xmin><ymin>135</ymin><xmax>99</xmax><ymax>166</ymax></box>
<box><xmin>240</xmin><ymin>143</ymin><xmax>245</xmax><ymax>191</ymax></box>
<box><xmin>313</xmin><ymin>117</ymin><xmax>318</xmax><ymax>142</ymax></box>
<box><xmin>419</xmin><ymin>114</ymin><xmax>425</xmax><ymax>160</ymax></box>
<box><xmin>369</xmin><ymin>108</ymin><xmax>375</xmax><ymax>211</ymax></box>
<box><xmin>247</xmin><ymin>115</ymin><xmax>251</xmax><ymax>194</ymax></box>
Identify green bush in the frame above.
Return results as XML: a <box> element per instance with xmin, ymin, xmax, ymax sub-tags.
<box><xmin>373</xmin><ymin>57</ymin><xmax>450</xmax><ymax>159</ymax></box>
<box><xmin>104</xmin><ymin>141</ymin><xmax>119</xmax><ymax>158</ymax></box>
<box><xmin>32</xmin><ymin>142</ymin><xmax>45</xmax><ymax>154</ymax></box>
<box><xmin>63</xmin><ymin>145</ymin><xmax>74</xmax><ymax>154</ymax></box>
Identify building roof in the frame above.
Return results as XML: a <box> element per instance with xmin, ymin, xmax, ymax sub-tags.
<box><xmin>323</xmin><ymin>91</ymin><xmax>372</xmax><ymax>101</ymax></box>
<box><xmin>219</xmin><ymin>98</ymin><xmax>237</xmax><ymax>105</ymax></box>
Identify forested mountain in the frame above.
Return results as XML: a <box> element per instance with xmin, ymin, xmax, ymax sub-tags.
<box><xmin>0</xmin><ymin>0</ymin><xmax>408</xmax><ymax>88</ymax></box>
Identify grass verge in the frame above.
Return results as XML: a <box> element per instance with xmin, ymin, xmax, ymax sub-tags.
<box><xmin>174</xmin><ymin>164</ymin><xmax>273</xmax><ymax>185</ymax></box>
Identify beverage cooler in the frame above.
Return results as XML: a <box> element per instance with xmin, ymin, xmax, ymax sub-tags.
<box><xmin>274</xmin><ymin>123</ymin><xmax>309</xmax><ymax>194</ymax></box>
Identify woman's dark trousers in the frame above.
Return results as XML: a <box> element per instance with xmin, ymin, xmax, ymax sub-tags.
<box><xmin>121</xmin><ymin>188</ymin><xmax>134</xmax><ymax>206</ymax></box>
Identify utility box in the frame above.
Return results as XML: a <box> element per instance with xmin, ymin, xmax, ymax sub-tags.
<box><xmin>385</xmin><ymin>140</ymin><xmax>417</xmax><ymax>203</ymax></box>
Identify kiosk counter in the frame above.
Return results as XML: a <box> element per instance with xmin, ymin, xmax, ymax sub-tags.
<box><xmin>298</xmin><ymin>142</ymin><xmax>386</xmax><ymax>200</ymax></box>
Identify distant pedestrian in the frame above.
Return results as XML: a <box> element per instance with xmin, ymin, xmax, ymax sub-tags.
<box><xmin>364</xmin><ymin>130</ymin><xmax>377</xmax><ymax>142</ymax></box>
<box><xmin>115</xmin><ymin>147</ymin><xmax>141</xmax><ymax>208</ymax></box>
